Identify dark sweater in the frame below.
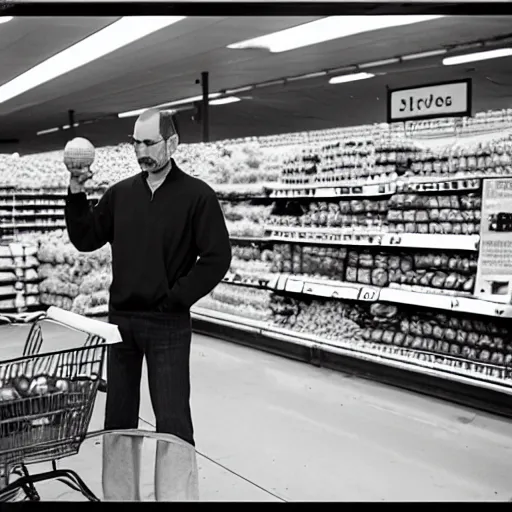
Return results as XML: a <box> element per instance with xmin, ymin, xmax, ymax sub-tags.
<box><xmin>64</xmin><ymin>160</ymin><xmax>232</xmax><ymax>314</ymax></box>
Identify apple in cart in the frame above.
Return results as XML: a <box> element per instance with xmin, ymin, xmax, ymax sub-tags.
<box><xmin>0</xmin><ymin>386</ymin><xmax>20</xmax><ymax>401</ymax></box>
<box><xmin>12</xmin><ymin>376</ymin><xmax>30</xmax><ymax>397</ymax></box>
<box><xmin>28</xmin><ymin>376</ymin><xmax>50</xmax><ymax>396</ymax></box>
<box><xmin>54</xmin><ymin>378</ymin><xmax>70</xmax><ymax>393</ymax></box>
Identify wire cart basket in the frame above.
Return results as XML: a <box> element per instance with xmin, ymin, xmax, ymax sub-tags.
<box><xmin>0</xmin><ymin>309</ymin><xmax>112</xmax><ymax>502</ymax></box>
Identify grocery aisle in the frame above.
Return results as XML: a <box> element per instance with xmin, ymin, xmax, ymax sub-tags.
<box><xmin>2</xmin><ymin>322</ymin><xmax>512</xmax><ymax>501</ymax></box>
<box><xmin>184</xmin><ymin>333</ymin><xmax>512</xmax><ymax>502</ymax></box>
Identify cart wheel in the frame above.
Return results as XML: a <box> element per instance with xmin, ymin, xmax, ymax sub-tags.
<box><xmin>21</xmin><ymin>483</ymin><xmax>40</xmax><ymax>501</ymax></box>
<box><xmin>19</xmin><ymin>466</ymin><xmax>40</xmax><ymax>502</ymax></box>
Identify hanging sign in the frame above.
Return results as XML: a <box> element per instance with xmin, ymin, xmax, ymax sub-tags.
<box><xmin>387</xmin><ymin>79</ymin><xmax>472</xmax><ymax>123</ymax></box>
<box><xmin>475</xmin><ymin>178</ymin><xmax>512</xmax><ymax>304</ymax></box>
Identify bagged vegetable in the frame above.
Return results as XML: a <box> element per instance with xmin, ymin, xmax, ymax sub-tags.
<box><xmin>388</xmin><ymin>211</ymin><xmax>403</xmax><ymax>222</ymax></box>
<box><xmin>467</xmin><ymin>332</ymin><xmax>479</xmax><ymax>346</ymax></box>
<box><xmin>393</xmin><ymin>332</ymin><xmax>405</xmax><ymax>346</ymax></box>
<box><xmin>416</xmin><ymin>211</ymin><xmax>429</xmax><ymax>223</ymax></box>
<box><xmin>382</xmin><ymin>331</ymin><xmax>394</xmax><ymax>344</ymax></box>
<box><xmin>431</xmin><ymin>272</ymin><xmax>447</xmax><ymax>288</ymax></box>
<box><xmin>438</xmin><ymin>196</ymin><xmax>452</xmax><ymax>208</ymax></box>
<box><xmin>422</xmin><ymin>322</ymin><xmax>433</xmax><ymax>337</ymax></box>
<box><xmin>400</xmin><ymin>319</ymin><xmax>410</xmax><ymax>334</ymax></box>
<box><xmin>346</xmin><ymin>267</ymin><xmax>358</xmax><ymax>283</ymax></box>
<box><xmin>426</xmin><ymin>197</ymin><xmax>439</xmax><ymax>209</ymax></box>
<box><xmin>358</xmin><ymin>268</ymin><xmax>372</xmax><ymax>285</ymax></box>
<box><xmin>400</xmin><ymin>256</ymin><xmax>414</xmax><ymax>273</ymax></box>
<box><xmin>371</xmin><ymin>329</ymin><xmax>384</xmax><ymax>343</ymax></box>
<box><xmin>412</xmin><ymin>336</ymin><xmax>423</xmax><ymax>349</ymax></box>
<box><xmin>370</xmin><ymin>303</ymin><xmax>398</xmax><ymax>318</ymax></box>
<box><xmin>403</xmin><ymin>335</ymin><xmax>414</xmax><ymax>347</ymax></box>
<box><xmin>429</xmin><ymin>223</ymin><xmax>443</xmax><ymax>234</ymax></box>
<box><xmin>403</xmin><ymin>211</ymin><xmax>416</xmax><ymax>223</ymax></box>
<box><xmin>372</xmin><ymin>268</ymin><xmax>389</xmax><ymax>287</ymax></box>
<box><xmin>450</xmin><ymin>344</ymin><xmax>461</xmax><ymax>355</ymax></box>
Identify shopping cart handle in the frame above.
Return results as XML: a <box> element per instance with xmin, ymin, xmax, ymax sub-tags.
<box><xmin>0</xmin><ymin>311</ymin><xmax>47</xmax><ymax>324</ymax></box>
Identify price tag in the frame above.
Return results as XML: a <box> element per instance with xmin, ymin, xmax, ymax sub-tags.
<box><xmin>450</xmin><ymin>298</ymin><xmax>460</xmax><ymax>310</ymax></box>
<box><xmin>358</xmin><ymin>287</ymin><xmax>380</xmax><ymax>301</ymax></box>
<box><xmin>286</xmin><ymin>279</ymin><xmax>304</xmax><ymax>294</ymax></box>
<box><xmin>388</xmin><ymin>235</ymin><xmax>402</xmax><ymax>246</ymax></box>
<box><xmin>276</xmin><ymin>276</ymin><xmax>287</xmax><ymax>291</ymax></box>
<box><xmin>494</xmin><ymin>308</ymin><xmax>505</xmax><ymax>317</ymax></box>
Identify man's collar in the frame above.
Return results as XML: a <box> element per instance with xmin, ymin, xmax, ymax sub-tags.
<box><xmin>141</xmin><ymin>158</ymin><xmax>178</xmax><ymax>182</ymax></box>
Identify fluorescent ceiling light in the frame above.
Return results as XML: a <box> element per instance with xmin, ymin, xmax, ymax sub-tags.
<box><xmin>37</xmin><ymin>127</ymin><xmax>60</xmax><ymax>136</ymax></box>
<box><xmin>0</xmin><ymin>16</ymin><xmax>185</xmax><ymax>104</ymax></box>
<box><xmin>227</xmin><ymin>15</ymin><xmax>444</xmax><ymax>53</ymax></box>
<box><xmin>329</xmin><ymin>72</ymin><xmax>375</xmax><ymax>85</ymax></box>
<box><xmin>443</xmin><ymin>47</ymin><xmax>512</xmax><ymax>66</ymax></box>
<box><xmin>210</xmin><ymin>96</ymin><xmax>240</xmax><ymax>106</ymax></box>
<box><xmin>402</xmin><ymin>49</ymin><xmax>448</xmax><ymax>61</ymax></box>
<box><xmin>118</xmin><ymin>92</ymin><xmax>222</xmax><ymax>118</ymax></box>
<box><xmin>0</xmin><ymin>17</ymin><xmax>13</xmax><ymax>24</ymax></box>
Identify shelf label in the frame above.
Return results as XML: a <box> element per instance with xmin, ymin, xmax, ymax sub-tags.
<box><xmin>276</xmin><ymin>275</ymin><xmax>287</xmax><ymax>291</ymax></box>
<box><xmin>358</xmin><ymin>287</ymin><xmax>380</xmax><ymax>301</ymax></box>
<box><xmin>286</xmin><ymin>279</ymin><xmax>305</xmax><ymax>294</ymax></box>
<box><xmin>387</xmin><ymin>235</ymin><xmax>402</xmax><ymax>246</ymax></box>
<box><xmin>450</xmin><ymin>298</ymin><xmax>460</xmax><ymax>310</ymax></box>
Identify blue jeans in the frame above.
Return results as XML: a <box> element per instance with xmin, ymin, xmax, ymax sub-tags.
<box><xmin>105</xmin><ymin>312</ymin><xmax>195</xmax><ymax>446</ymax></box>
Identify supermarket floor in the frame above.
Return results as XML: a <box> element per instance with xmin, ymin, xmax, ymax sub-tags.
<box><xmin>2</xmin><ymin>321</ymin><xmax>512</xmax><ymax>501</ymax></box>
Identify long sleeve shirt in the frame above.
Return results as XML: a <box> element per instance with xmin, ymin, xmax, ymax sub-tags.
<box><xmin>64</xmin><ymin>159</ymin><xmax>232</xmax><ymax>314</ymax></box>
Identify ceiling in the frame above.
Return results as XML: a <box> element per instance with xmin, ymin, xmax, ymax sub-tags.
<box><xmin>0</xmin><ymin>15</ymin><xmax>512</xmax><ymax>154</ymax></box>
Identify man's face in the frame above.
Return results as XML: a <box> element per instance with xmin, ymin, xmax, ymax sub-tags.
<box><xmin>132</xmin><ymin>113</ymin><xmax>169</xmax><ymax>174</ymax></box>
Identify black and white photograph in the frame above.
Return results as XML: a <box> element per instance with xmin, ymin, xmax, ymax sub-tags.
<box><xmin>1</xmin><ymin>1</ymin><xmax>512</xmax><ymax>502</ymax></box>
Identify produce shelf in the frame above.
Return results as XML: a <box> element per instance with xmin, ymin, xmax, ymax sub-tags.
<box><xmin>0</xmin><ymin>277</ymin><xmax>43</xmax><ymax>286</ymax></box>
<box><xmin>0</xmin><ymin>202</ymin><xmax>62</xmax><ymax>209</ymax></box>
<box><xmin>267</xmin><ymin>273</ymin><xmax>512</xmax><ymax>318</ymax></box>
<box><xmin>10</xmin><ymin>212</ymin><xmax>65</xmax><ymax>218</ymax></box>
<box><xmin>191</xmin><ymin>308</ymin><xmax>512</xmax><ymax>417</ymax></box>
<box><xmin>0</xmin><ymin>190</ymin><xmax>68</xmax><ymax>198</ymax></box>
<box><xmin>229</xmin><ymin>235</ymin><xmax>269</xmax><ymax>244</ymax></box>
<box><xmin>0</xmin><ymin>244</ymin><xmax>38</xmax><ymax>257</ymax></box>
<box><xmin>0</xmin><ymin>223</ymin><xmax>66</xmax><ymax>230</ymax></box>
<box><xmin>222</xmin><ymin>273</ymin><xmax>270</xmax><ymax>289</ymax></box>
<box><xmin>265</xmin><ymin>227</ymin><xmax>480</xmax><ymax>251</ymax></box>
<box><xmin>268</xmin><ymin>273</ymin><xmax>364</xmax><ymax>301</ymax></box>
<box><xmin>396</xmin><ymin>176</ymin><xmax>482</xmax><ymax>193</ymax></box>
<box><xmin>214</xmin><ymin>183</ymin><xmax>273</xmax><ymax>201</ymax></box>
<box><xmin>379</xmin><ymin>287</ymin><xmax>512</xmax><ymax>318</ymax></box>
<box><xmin>0</xmin><ymin>286</ymin><xmax>16</xmax><ymax>299</ymax></box>
<box><xmin>261</xmin><ymin>326</ymin><xmax>512</xmax><ymax>388</ymax></box>
<box><xmin>268</xmin><ymin>182</ymin><xmax>396</xmax><ymax>199</ymax></box>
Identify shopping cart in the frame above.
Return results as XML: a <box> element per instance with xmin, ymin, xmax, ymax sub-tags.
<box><xmin>0</xmin><ymin>307</ymin><xmax>120</xmax><ymax>502</ymax></box>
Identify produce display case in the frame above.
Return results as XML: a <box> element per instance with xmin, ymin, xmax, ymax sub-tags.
<box><xmin>0</xmin><ymin>243</ymin><xmax>41</xmax><ymax>315</ymax></box>
<box><xmin>2</xmin><ymin>109</ymin><xmax>512</xmax><ymax>415</ymax></box>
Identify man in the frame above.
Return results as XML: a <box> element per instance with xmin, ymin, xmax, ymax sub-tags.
<box><xmin>64</xmin><ymin>108</ymin><xmax>232</xmax><ymax>500</ymax></box>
